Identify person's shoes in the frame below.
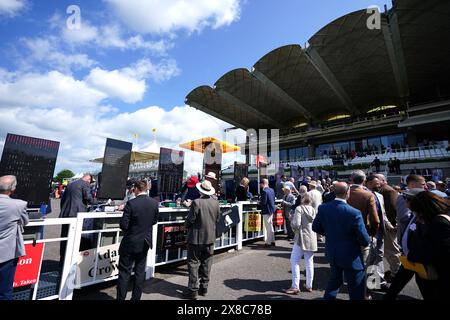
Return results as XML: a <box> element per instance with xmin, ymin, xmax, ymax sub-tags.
<box><xmin>303</xmin><ymin>286</ymin><xmax>313</xmax><ymax>293</ymax></box>
<box><xmin>365</xmin><ymin>294</ymin><xmax>373</xmax><ymax>300</ymax></box>
<box><xmin>264</xmin><ymin>243</ymin><xmax>271</xmax><ymax>248</ymax></box>
<box><xmin>199</xmin><ymin>287</ymin><xmax>208</xmax><ymax>296</ymax></box>
<box><xmin>283</xmin><ymin>288</ymin><xmax>300</xmax><ymax>295</ymax></box>
<box><xmin>271</xmin><ymin>242</ymin><xmax>276</xmax><ymax>247</ymax></box>
<box><xmin>384</xmin><ymin>271</ymin><xmax>393</xmax><ymax>283</ymax></box>
<box><xmin>182</xmin><ymin>290</ymin><xmax>198</xmax><ymax>300</ymax></box>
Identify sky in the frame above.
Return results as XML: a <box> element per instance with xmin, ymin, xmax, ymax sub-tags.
<box><xmin>0</xmin><ymin>0</ymin><xmax>391</xmax><ymax>175</ymax></box>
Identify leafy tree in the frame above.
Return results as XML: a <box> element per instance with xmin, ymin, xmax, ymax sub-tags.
<box><xmin>54</xmin><ymin>169</ymin><xmax>75</xmax><ymax>183</ymax></box>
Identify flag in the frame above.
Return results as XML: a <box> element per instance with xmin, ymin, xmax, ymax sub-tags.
<box><xmin>134</xmin><ymin>133</ymin><xmax>139</xmax><ymax>139</ymax></box>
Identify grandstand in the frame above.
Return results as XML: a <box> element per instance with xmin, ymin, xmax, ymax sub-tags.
<box><xmin>186</xmin><ymin>0</ymin><xmax>450</xmax><ymax>182</ymax></box>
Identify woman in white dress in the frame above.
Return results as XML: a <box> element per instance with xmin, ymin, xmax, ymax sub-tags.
<box><xmin>283</xmin><ymin>193</ymin><xmax>318</xmax><ymax>294</ymax></box>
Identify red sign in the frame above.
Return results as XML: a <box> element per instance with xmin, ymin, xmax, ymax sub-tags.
<box><xmin>256</xmin><ymin>155</ymin><xmax>267</xmax><ymax>168</ymax></box>
<box><xmin>13</xmin><ymin>243</ymin><xmax>45</xmax><ymax>288</ymax></box>
<box><xmin>273</xmin><ymin>209</ymin><xmax>284</xmax><ymax>226</ymax></box>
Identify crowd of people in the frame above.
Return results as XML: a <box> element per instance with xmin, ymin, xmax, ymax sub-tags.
<box><xmin>262</xmin><ymin>172</ymin><xmax>450</xmax><ymax>300</ymax></box>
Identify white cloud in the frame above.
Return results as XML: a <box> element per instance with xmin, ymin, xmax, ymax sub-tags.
<box><xmin>53</xmin><ymin>12</ymin><xmax>173</xmax><ymax>55</ymax></box>
<box><xmin>0</xmin><ymin>0</ymin><xmax>27</xmax><ymax>17</ymax></box>
<box><xmin>0</xmin><ymin>70</ymin><xmax>107</xmax><ymax>110</ymax></box>
<box><xmin>61</xmin><ymin>20</ymin><xmax>99</xmax><ymax>44</ymax></box>
<box><xmin>21</xmin><ymin>37</ymin><xmax>96</xmax><ymax>72</ymax></box>
<box><xmin>85</xmin><ymin>59</ymin><xmax>180</xmax><ymax>103</ymax></box>
<box><xmin>105</xmin><ymin>0</ymin><xmax>241</xmax><ymax>34</ymax></box>
<box><xmin>85</xmin><ymin>68</ymin><xmax>146</xmax><ymax>104</ymax></box>
<box><xmin>0</xmin><ymin>58</ymin><xmax>180</xmax><ymax>109</ymax></box>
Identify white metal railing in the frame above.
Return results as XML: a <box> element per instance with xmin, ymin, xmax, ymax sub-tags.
<box><xmin>347</xmin><ymin>145</ymin><xmax>450</xmax><ymax>165</ymax></box>
<box><xmin>14</xmin><ymin>201</ymin><xmax>288</xmax><ymax>300</ymax></box>
<box><xmin>13</xmin><ymin>218</ymin><xmax>77</xmax><ymax>300</ymax></box>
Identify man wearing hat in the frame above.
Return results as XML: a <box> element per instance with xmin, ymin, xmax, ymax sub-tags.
<box><xmin>204</xmin><ymin>172</ymin><xmax>219</xmax><ymax>199</ymax></box>
<box><xmin>182</xmin><ymin>175</ymin><xmax>200</xmax><ymax>202</ymax></box>
<box><xmin>183</xmin><ymin>180</ymin><xmax>221</xmax><ymax>299</ymax></box>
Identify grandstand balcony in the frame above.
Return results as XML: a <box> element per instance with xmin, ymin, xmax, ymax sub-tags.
<box><xmin>346</xmin><ymin>145</ymin><xmax>450</xmax><ymax>165</ymax></box>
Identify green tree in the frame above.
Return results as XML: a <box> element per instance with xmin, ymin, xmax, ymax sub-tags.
<box><xmin>54</xmin><ymin>169</ymin><xmax>75</xmax><ymax>183</ymax></box>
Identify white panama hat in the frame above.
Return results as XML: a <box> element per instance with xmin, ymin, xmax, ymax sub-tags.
<box><xmin>196</xmin><ymin>180</ymin><xmax>216</xmax><ymax>196</ymax></box>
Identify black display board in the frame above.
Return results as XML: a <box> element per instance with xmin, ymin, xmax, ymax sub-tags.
<box><xmin>97</xmin><ymin>138</ymin><xmax>132</xmax><ymax>200</ymax></box>
<box><xmin>0</xmin><ymin>133</ymin><xmax>59</xmax><ymax>208</ymax></box>
<box><xmin>233</xmin><ymin>162</ymin><xmax>248</xmax><ymax>185</ymax></box>
<box><xmin>158</xmin><ymin>147</ymin><xmax>184</xmax><ymax>194</ymax></box>
<box><xmin>203</xmin><ymin>142</ymin><xmax>222</xmax><ymax>192</ymax></box>
<box><xmin>158</xmin><ymin>223</ymin><xmax>187</xmax><ymax>250</ymax></box>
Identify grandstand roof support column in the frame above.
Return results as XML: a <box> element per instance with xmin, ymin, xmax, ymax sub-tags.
<box><xmin>308</xmin><ymin>144</ymin><xmax>316</xmax><ymax>159</ymax></box>
<box><xmin>304</xmin><ymin>46</ymin><xmax>359</xmax><ymax>115</ymax></box>
<box><xmin>382</xmin><ymin>14</ymin><xmax>410</xmax><ymax>101</ymax></box>
<box><xmin>406</xmin><ymin>129</ymin><xmax>418</xmax><ymax>148</ymax></box>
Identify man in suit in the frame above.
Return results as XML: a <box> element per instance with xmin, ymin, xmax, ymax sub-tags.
<box><xmin>59</xmin><ymin>173</ymin><xmax>93</xmax><ymax>259</ymax></box>
<box><xmin>183</xmin><ymin>180</ymin><xmax>221</xmax><ymax>299</ymax></box>
<box><xmin>117</xmin><ymin>180</ymin><xmax>159</xmax><ymax>300</ymax></box>
<box><xmin>374</xmin><ymin>174</ymin><xmax>401</xmax><ymax>280</ymax></box>
<box><xmin>59</xmin><ymin>173</ymin><xmax>93</xmax><ymax>218</ymax></box>
<box><xmin>347</xmin><ymin>170</ymin><xmax>380</xmax><ymax>264</ymax></box>
<box><xmin>366</xmin><ymin>175</ymin><xmax>391</xmax><ymax>291</ymax></box>
<box><xmin>259</xmin><ymin>179</ymin><xmax>276</xmax><ymax>247</ymax></box>
<box><xmin>0</xmin><ymin>175</ymin><xmax>29</xmax><ymax>300</ymax></box>
<box><xmin>312</xmin><ymin>182</ymin><xmax>370</xmax><ymax>300</ymax></box>
<box><xmin>281</xmin><ymin>185</ymin><xmax>296</xmax><ymax>240</ymax></box>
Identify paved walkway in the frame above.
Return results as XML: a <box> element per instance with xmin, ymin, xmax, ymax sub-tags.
<box><xmin>74</xmin><ymin>236</ymin><xmax>422</xmax><ymax>300</ymax></box>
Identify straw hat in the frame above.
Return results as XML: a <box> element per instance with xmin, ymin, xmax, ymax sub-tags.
<box><xmin>204</xmin><ymin>172</ymin><xmax>218</xmax><ymax>180</ymax></box>
<box><xmin>308</xmin><ymin>180</ymin><xmax>317</xmax><ymax>187</ymax></box>
<box><xmin>196</xmin><ymin>180</ymin><xmax>216</xmax><ymax>196</ymax></box>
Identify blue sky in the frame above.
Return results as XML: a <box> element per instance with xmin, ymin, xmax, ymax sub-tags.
<box><xmin>0</xmin><ymin>0</ymin><xmax>391</xmax><ymax>173</ymax></box>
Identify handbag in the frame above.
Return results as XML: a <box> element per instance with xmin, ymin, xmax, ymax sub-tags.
<box><xmin>400</xmin><ymin>256</ymin><xmax>439</xmax><ymax>280</ymax></box>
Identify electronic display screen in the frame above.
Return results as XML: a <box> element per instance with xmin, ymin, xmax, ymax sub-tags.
<box><xmin>158</xmin><ymin>147</ymin><xmax>184</xmax><ymax>194</ymax></box>
<box><xmin>97</xmin><ymin>138</ymin><xmax>132</xmax><ymax>200</ymax></box>
<box><xmin>0</xmin><ymin>133</ymin><xmax>59</xmax><ymax>207</ymax></box>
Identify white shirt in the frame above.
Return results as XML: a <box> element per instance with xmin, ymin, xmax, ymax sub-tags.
<box><xmin>334</xmin><ymin>198</ymin><xmax>347</xmax><ymax>203</ymax></box>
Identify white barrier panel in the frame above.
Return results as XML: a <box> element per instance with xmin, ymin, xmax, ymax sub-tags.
<box><xmin>17</xmin><ymin>201</ymin><xmax>281</xmax><ymax>299</ymax></box>
<box><xmin>13</xmin><ymin>218</ymin><xmax>77</xmax><ymax>300</ymax></box>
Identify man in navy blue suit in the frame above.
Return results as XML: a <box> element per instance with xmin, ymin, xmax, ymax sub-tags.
<box><xmin>259</xmin><ymin>179</ymin><xmax>276</xmax><ymax>247</ymax></box>
<box><xmin>312</xmin><ymin>182</ymin><xmax>370</xmax><ymax>300</ymax></box>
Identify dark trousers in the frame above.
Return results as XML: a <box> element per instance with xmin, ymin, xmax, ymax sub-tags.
<box><xmin>117</xmin><ymin>245</ymin><xmax>149</xmax><ymax>300</ymax></box>
<box><xmin>187</xmin><ymin>244</ymin><xmax>214</xmax><ymax>292</ymax></box>
<box><xmin>0</xmin><ymin>258</ymin><xmax>19</xmax><ymax>300</ymax></box>
<box><xmin>324</xmin><ymin>265</ymin><xmax>366</xmax><ymax>300</ymax></box>
<box><xmin>384</xmin><ymin>265</ymin><xmax>439</xmax><ymax>300</ymax></box>
<box><xmin>283</xmin><ymin>212</ymin><xmax>295</xmax><ymax>239</ymax></box>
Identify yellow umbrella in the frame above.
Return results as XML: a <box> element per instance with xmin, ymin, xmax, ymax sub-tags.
<box><xmin>90</xmin><ymin>151</ymin><xmax>160</xmax><ymax>164</ymax></box>
<box><xmin>179</xmin><ymin>137</ymin><xmax>240</xmax><ymax>154</ymax></box>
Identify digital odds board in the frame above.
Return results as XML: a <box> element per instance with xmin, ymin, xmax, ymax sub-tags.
<box><xmin>158</xmin><ymin>147</ymin><xmax>184</xmax><ymax>194</ymax></box>
<box><xmin>96</xmin><ymin>138</ymin><xmax>132</xmax><ymax>200</ymax></box>
<box><xmin>0</xmin><ymin>133</ymin><xmax>60</xmax><ymax>208</ymax></box>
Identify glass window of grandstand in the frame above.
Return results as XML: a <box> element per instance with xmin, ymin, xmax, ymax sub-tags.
<box><xmin>315</xmin><ymin>134</ymin><xmax>407</xmax><ymax>159</ymax></box>
<box><xmin>279</xmin><ymin>147</ymin><xmax>308</xmax><ymax>162</ymax></box>
<box><xmin>316</xmin><ymin>142</ymin><xmax>353</xmax><ymax>159</ymax></box>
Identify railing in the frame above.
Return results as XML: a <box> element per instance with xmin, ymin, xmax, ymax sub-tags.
<box><xmin>347</xmin><ymin>145</ymin><xmax>450</xmax><ymax>165</ymax></box>
<box><xmin>13</xmin><ymin>218</ymin><xmax>77</xmax><ymax>300</ymax></box>
<box><xmin>280</xmin><ymin>111</ymin><xmax>405</xmax><ymax>138</ymax></box>
<box><xmin>14</xmin><ymin>202</ymin><xmax>286</xmax><ymax>300</ymax></box>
